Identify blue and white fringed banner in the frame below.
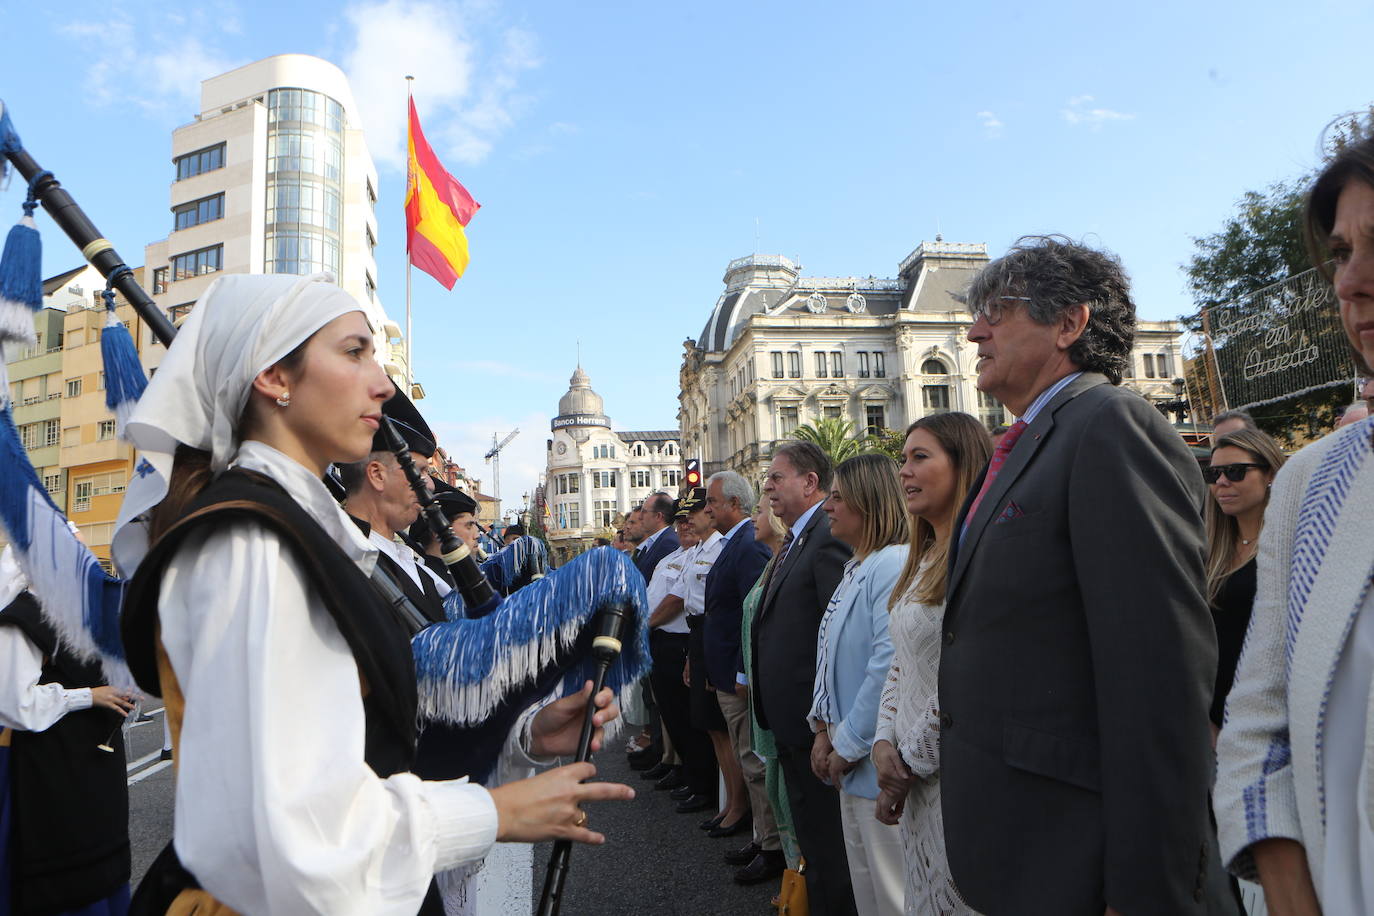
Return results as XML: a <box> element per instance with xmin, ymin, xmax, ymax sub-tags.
<box><xmin>0</xmin><ymin>363</ymin><xmax>133</xmax><ymax>689</ymax></box>
<box><xmin>97</xmin><ymin>280</ymin><xmax>148</xmax><ymax>436</ymax></box>
<box><xmin>412</xmin><ymin>546</ymin><xmax>651</xmax><ymax>728</ymax></box>
<box><xmin>480</xmin><ymin>534</ymin><xmax>549</xmax><ymax>596</ymax></box>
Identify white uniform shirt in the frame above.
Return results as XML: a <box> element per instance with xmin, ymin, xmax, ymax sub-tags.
<box><xmin>369</xmin><ymin>529</ymin><xmax>452</xmax><ymax>599</ymax></box>
<box><xmin>157</xmin><ymin>440</ymin><xmax>499</xmax><ymax>915</ymax></box>
<box><xmin>668</xmin><ymin>530</ymin><xmax>724</xmax><ymax>617</ymax></box>
<box><xmin>0</xmin><ymin>626</ymin><xmax>93</xmax><ymax>730</ymax></box>
<box><xmin>646</xmin><ymin>546</ymin><xmax>691</xmax><ymax>634</ymax></box>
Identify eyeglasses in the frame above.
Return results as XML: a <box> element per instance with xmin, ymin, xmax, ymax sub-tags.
<box><xmin>1203</xmin><ymin>463</ymin><xmax>1266</xmax><ymax>485</ymax></box>
<box><xmin>971</xmin><ymin>295</ymin><xmax>1032</xmax><ymax>327</ymax></box>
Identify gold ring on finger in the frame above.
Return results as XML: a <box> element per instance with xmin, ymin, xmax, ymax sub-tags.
<box><xmin>573</xmin><ymin>810</ymin><xmax>587</xmax><ymax>828</ymax></box>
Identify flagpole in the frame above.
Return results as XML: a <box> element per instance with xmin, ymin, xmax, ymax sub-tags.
<box><xmin>405</xmin><ymin>74</ymin><xmax>415</xmax><ymax>397</ymax></box>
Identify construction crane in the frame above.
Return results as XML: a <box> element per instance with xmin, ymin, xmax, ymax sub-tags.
<box><xmin>484</xmin><ymin>429</ymin><xmax>519</xmax><ymax>511</ymax></box>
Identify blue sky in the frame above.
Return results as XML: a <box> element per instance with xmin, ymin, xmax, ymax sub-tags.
<box><xmin>3</xmin><ymin>0</ymin><xmax>1372</xmax><ymax>508</ymax></box>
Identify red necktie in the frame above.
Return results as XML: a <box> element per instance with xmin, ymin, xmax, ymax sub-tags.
<box><xmin>964</xmin><ymin>419</ymin><xmax>1029</xmax><ymax>529</ymax></box>
<box><xmin>760</xmin><ymin>529</ymin><xmax>795</xmax><ymax>598</ymax></box>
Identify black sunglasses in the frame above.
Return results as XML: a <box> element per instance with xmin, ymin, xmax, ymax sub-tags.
<box><xmin>1203</xmin><ymin>463</ymin><xmax>1266</xmax><ymax>484</ymax></box>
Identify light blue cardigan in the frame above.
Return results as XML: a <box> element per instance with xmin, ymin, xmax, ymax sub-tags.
<box><xmin>809</xmin><ymin>543</ymin><xmax>907</xmax><ymax>800</ymax></box>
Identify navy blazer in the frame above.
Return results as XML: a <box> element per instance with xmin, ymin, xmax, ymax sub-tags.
<box><xmin>633</xmin><ymin>526</ymin><xmax>680</xmax><ymax>583</ymax></box>
<box><xmin>702</xmin><ymin>519</ymin><xmax>771</xmax><ymax>692</ymax></box>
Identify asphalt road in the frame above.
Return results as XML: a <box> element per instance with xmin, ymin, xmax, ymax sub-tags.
<box><xmin>128</xmin><ymin>714</ymin><xmax>777</xmax><ymax>915</ymax></box>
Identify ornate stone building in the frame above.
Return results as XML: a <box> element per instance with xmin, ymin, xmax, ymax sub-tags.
<box><xmin>679</xmin><ymin>242</ymin><xmax>1187</xmax><ymax>478</ymax></box>
<box><xmin>544</xmin><ymin>367</ymin><xmax>682</xmax><ymax>562</ymax></box>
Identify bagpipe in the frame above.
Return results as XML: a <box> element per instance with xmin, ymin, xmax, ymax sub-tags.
<box><xmin>0</xmin><ymin>102</ymin><xmax>652</xmax><ymax>805</ymax></box>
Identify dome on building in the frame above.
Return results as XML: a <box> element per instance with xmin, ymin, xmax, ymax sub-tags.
<box><xmin>559</xmin><ymin>366</ymin><xmax>604</xmax><ymax>416</ymax></box>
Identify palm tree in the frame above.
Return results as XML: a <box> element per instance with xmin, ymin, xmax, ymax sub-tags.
<box><xmin>788</xmin><ymin>417</ymin><xmax>876</xmax><ymax>465</ymax></box>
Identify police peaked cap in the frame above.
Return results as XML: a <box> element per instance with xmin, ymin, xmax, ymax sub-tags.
<box><xmin>675</xmin><ymin>487</ymin><xmax>707</xmax><ymax>518</ymax></box>
<box><xmin>373</xmin><ymin>387</ymin><xmax>437</xmax><ymax>457</ymax></box>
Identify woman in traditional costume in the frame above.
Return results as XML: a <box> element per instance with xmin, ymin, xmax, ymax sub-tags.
<box><xmin>117</xmin><ymin>273</ymin><xmax>630</xmax><ymax>916</ymax></box>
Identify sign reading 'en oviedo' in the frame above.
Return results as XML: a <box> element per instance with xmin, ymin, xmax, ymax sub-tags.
<box><xmin>551</xmin><ymin>415</ymin><xmax>610</xmax><ymax>430</ymax></box>
<box><xmin>1206</xmin><ymin>268</ymin><xmax>1352</xmax><ymax>411</ymax></box>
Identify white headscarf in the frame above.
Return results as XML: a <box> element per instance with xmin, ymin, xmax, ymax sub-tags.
<box><xmin>112</xmin><ymin>273</ymin><xmax>364</xmax><ymax>573</ymax></box>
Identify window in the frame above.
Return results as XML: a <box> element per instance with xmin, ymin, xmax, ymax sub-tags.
<box><xmin>787</xmin><ymin>352</ymin><xmax>801</xmax><ymax>379</ymax></box>
<box><xmin>874</xmin><ymin>352</ymin><xmax>885</xmax><ymax>378</ymax></box>
<box><xmin>73</xmin><ymin>480</ymin><xmax>93</xmax><ymax>512</ymax></box>
<box><xmin>65</xmin><ymin>378</ymin><xmax>83</xmax><ymax>399</ymax></box>
<box><xmin>923</xmin><ymin>384</ymin><xmax>950</xmax><ymax>414</ymax></box>
<box><xmin>592</xmin><ymin>470</ymin><xmax>618</xmax><ymax>489</ymax></box>
<box><xmin>364</xmin><ymin>272</ymin><xmax>376</xmax><ymax>304</ymax></box>
<box><xmin>1143</xmin><ymin>354</ymin><xmax>1155</xmax><ymax>378</ymax></box>
<box><xmin>779</xmin><ymin>406</ymin><xmax>799</xmax><ymax>436</ymax></box>
<box><xmin>42</xmin><ymin>473</ymin><xmax>61</xmax><ymax>495</ymax></box>
<box><xmin>592</xmin><ymin>444</ymin><xmax>617</xmax><ymax>460</ymax></box>
<box><xmin>266</xmin><ymin>229</ymin><xmax>340</xmax><ymax>276</ymax></box>
<box><xmin>865</xmin><ymin>405</ymin><xmax>886</xmax><ymax>436</ymax></box>
<box><xmin>173</xmin><ymin>193</ymin><xmax>224</xmax><ymax>231</ymax></box>
<box><xmin>567</xmin><ymin>503</ymin><xmax>581</xmax><ymax>528</ymax></box>
<box><xmin>42</xmin><ymin>420</ymin><xmax>58</xmax><ymax>447</ymax></box>
<box><xmin>815</xmin><ymin>352</ymin><xmax>828</xmax><ymax>378</ymax></box>
<box><xmin>630</xmin><ymin>469</ymin><xmax>651</xmax><ymax>488</ymax></box>
<box><xmin>98</xmin><ymin>420</ymin><xmax>117</xmax><ymax>440</ymax></box>
<box><xmin>268</xmin><ymin>89</ymin><xmax>344</xmax><ymax>132</ymax></box>
<box><xmin>169</xmin><ymin>302</ymin><xmax>195</xmax><ymax>322</ymax></box>
<box><xmin>858</xmin><ymin>352</ymin><xmax>871</xmax><ymax>378</ymax></box>
<box><xmin>175</xmin><ymin>143</ymin><xmax>225</xmax><ymax>181</ymax></box>
<box><xmin>922</xmin><ymin>359</ymin><xmax>947</xmax><ymax>375</ymax></box>
<box><xmin>365</xmin><ymin>224</ymin><xmax>377</xmax><ymax>252</ymax></box>
<box><xmin>19</xmin><ymin>423</ymin><xmax>39</xmax><ymax>450</ymax></box>
<box><xmin>977</xmin><ymin>390</ymin><xmax>1006</xmax><ymax>431</ymax></box>
<box><xmin>267</xmin><ymin>128</ymin><xmax>342</xmax><ymax>181</ymax></box>
<box><xmin>555</xmin><ymin>473</ymin><xmax>581</xmax><ymax>495</ymax></box>
<box><xmin>63</xmin><ymin>426</ymin><xmax>79</xmax><ymax>447</ymax></box>
<box><xmin>594</xmin><ymin>500</ymin><xmax>616</xmax><ymax>528</ymax></box>
<box><xmin>77</xmin><ymin>522</ymin><xmax>114</xmax><ymax>547</ymax></box>
<box><xmin>266</xmin><ymin>178</ymin><xmax>341</xmax><ymax>230</ymax></box>
<box><xmin>823</xmin><ymin>405</ymin><xmax>842</xmax><ymax>420</ymax></box>
<box><xmin>66</xmin><ymin>328</ymin><xmax>85</xmax><ymax>348</ymax></box>
<box><xmin>97</xmin><ymin>371</ymin><xmax>104</xmax><ymax>390</ymax></box>
<box><xmin>152</xmin><ymin>267</ymin><xmax>168</xmax><ymax>294</ymax></box>
<box><xmin>171</xmin><ymin>244</ymin><xmax>223</xmax><ymax>281</ymax></box>
<box><xmin>631</xmin><ymin>443</ymin><xmax>645</xmax><ymax>457</ymax></box>
<box><xmin>831</xmin><ymin>352</ymin><xmax>844</xmax><ymax>378</ymax></box>
<box><xmin>664</xmin><ymin>442</ymin><xmax>676</xmax><ymax>456</ymax></box>
<box><xmin>662</xmin><ymin>469</ymin><xmax>681</xmax><ymax>488</ymax></box>
<box><xmin>1157</xmin><ymin>351</ymin><xmax>1171</xmax><ymax>377</ymax></box>
<box><xmin>366</xmin><ymin>178</ymin><xmax>378</xmax><ymax>210</ymax></box>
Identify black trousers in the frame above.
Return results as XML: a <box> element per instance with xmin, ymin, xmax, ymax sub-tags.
<box><xmin>648</xmin><ymin>629</ymin><xmax>717</xmax><ymax>799</ymax></box>
<box><xmin>776</xmin><ymin>740</ymin><xmax>858</xmax><ymax>916</ymax></box>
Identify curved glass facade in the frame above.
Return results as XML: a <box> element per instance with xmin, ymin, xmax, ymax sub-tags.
<box><xmin>264</xmin><ymin>88</ymin><xmax>344</xmax><ymax>276</ymax></box>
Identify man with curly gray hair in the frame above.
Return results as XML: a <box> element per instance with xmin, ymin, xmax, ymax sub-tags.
<box><xmin>937</xmin><ymin>237</ymin><xmax>1238</xmax><ymax>914</ymax></box>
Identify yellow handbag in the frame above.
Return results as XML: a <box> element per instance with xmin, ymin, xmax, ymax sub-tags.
<box><xmin>773</xmin><ymin>858</ymin><xmax>809</xmax><ymax>916</ymax></box>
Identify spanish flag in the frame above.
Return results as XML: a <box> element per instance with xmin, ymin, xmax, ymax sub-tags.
<box><xmin>405</xmin><ymin>98</ymin><xmax>480</xmax><ymax>289</ymax></box>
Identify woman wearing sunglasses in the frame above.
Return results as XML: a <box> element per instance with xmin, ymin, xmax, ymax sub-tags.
<box><xmin>1202</xmin><ymin>429</ymin><xmax>1285</xmax><ymax>734</ymax></box>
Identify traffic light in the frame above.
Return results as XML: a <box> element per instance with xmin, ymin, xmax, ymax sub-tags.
<box><xmin>684</xmin><ymin>458</ymin><xmax>702</xmax><ymax>488</ymax></box>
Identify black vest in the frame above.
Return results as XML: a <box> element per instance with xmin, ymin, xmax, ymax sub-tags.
<box><xmin>121</xmin><ymin>469</ymin><xmax>443</xmax><ymax>915</ymax></box>
<box><xmin>1</xmin><ymin>592</ymin><xmax>131</xmax><ymax>915</ymax></box>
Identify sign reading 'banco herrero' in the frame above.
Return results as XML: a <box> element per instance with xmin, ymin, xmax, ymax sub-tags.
<box><xmin>1206</xmin><ymin>268</ymin><xmax>1353</xmax><ymax>411</ymax></box>
<box><xmin>552</xmin><ymin>414</ymin><xmax>610</xmax><ymax>430</ymax></box>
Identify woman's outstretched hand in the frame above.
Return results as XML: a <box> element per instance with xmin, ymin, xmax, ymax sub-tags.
<box><xmin>489</xmin><ymin>762</ymin><xmax>634</xmax><ymax>845</ymax></box>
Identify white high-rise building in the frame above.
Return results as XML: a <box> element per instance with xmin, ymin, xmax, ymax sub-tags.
<box><xmin>142</xmin><ymin>54</ymin><xmax>410</xmax><ymax>384</ymax></box>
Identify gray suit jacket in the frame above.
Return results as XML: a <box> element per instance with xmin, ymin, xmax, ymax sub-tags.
<box><xmin>939</xmin><ymin>373</ymin><xmax>1237</xmax><ymax>915</ymax></box>
<box><xmin>750</xmin><ymin>504</ymin><xmax>852</xmax><ymax>748</ymax></box>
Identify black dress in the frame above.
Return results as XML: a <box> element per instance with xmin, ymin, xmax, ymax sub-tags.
<box><xmin>1210</xmin><ymin>557</ymin><xmax>1257</xmax><ymax>727</ymax></box>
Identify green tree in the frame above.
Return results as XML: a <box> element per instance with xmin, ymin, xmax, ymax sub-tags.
<box><xmin>865</xmin><ymin>426</ymin><xmax>908</xmax><ymax>462</ymax></box>
<box><xmin>789</xmin><ymin>417</ymin><xmax>877</xmax><ymax>465</ymax></box>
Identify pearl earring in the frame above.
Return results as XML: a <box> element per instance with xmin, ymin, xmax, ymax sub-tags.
<box><xmin>276</xmin><ymin>391</ymin><xmax>291</xmax><ymax>408</ymax></box>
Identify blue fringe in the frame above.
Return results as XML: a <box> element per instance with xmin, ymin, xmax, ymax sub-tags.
<box><xmin>99</xmin><ymin>312</ymin><xmax>147</xmax><ymax>425</ymax></box>
<box><xmin>0</xmin><ymin>102</ymin><xmax>20</xmax><ymax>181</ymax></box>
<box><xmin>0</xmin><ymin>216</ymin><xmax>41</xmax><ymax>341</ymax></box>
<box><xmin>0</xmin><ymin>400</ymin><xmax>129</xmax><ymax>676</ymax></box>
<box><xmin>480</xmin><ymin>535</ymin><xmax>549</xmax><ymax>596</ymax></box>
<box><xmin>412</xmin><ymin>546</ymin><xmax>651</xmax><ymax>725</ymax></box>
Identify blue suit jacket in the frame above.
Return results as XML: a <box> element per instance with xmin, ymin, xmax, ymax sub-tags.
<box><xmin>702</xmin><ymin>519</ymin><xmax>771</xmax><ymax>691</ymax></box>
<box><xmin>633</xmin><ymin>526</ymin><xmax>679</xmax><ymax>583</ymax></box>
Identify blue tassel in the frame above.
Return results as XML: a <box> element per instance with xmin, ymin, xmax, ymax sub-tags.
<box><xmin>0</xmin><ymin>100</ymin><xmax>21</xmax><ymax>183</ymax></box>
<box><xmin>0</xmin><ymin>205</ymin><xmax>40</xmax><ymax>344</ymax></box>
<box><xmin>99</xmin><ymin>288</ymin><xmax>148</xmax><ymax>434</ymax></box>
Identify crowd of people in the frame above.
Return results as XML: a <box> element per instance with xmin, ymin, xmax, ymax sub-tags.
<box><xmin>0</xmin><ymin>130</ymin><xmax>1372</xmax><ymax>915</ymax></box>
<box><xmin>601</xmin><ymin>132</ymin><xmax>1374</xmax><ymax>916</ymax></box>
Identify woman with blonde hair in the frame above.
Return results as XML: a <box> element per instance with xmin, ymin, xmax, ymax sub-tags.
<box><xmin>1203</xmin><ymin>427</ymin><xmax>1285</xmax><ymax>731</ymax></box>
<box><xmin>809</xmin><ymin>452</ymin><xmax>910</xmax><ymax>915</ymax></box>
<box><xmin>872</xmin><ymin>413</ymin><xmax>991</xmax><ymax>914</ymax></box>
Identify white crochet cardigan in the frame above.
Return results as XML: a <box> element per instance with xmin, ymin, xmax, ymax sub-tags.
<box><xmin>1214</xmin><ymin>416</ymin><xmax>1374</xmax><ymax>887</ymax></box>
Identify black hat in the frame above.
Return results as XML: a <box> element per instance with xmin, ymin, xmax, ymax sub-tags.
<box><xmin>675</xmin><ymin>487</ymin><xmax>707</xmax><ymax>518</ymax></box>
<box><xmin>373</xmin><ymin>388</ymin><xmax>437</xmax><ymax>457</ymax></box>
<box><xmin>436</xmin><ymin>488</ymin><xmax>478</xmax><ymax>519</ymax></box>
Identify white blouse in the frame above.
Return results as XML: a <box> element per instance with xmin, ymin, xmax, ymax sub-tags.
<box><xmin>158</xmin><ymin>440</ymin><xmax>501</xmax><ymax>915</ymax></box>
<box><xmin>0</xmin><ymin>625</ymin><xmax>93</xmax><ymax>731</ymax></box>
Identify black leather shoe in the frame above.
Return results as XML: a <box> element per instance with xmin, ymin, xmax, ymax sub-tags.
<box><xmin>707</xmin><ymin>810</ymin><xmax>752</xmax><ymax>839</ymax></box>
<box><xmin>675</xmin><ymin>794</ymin><xmax>713</xmax><ymax>814</ymax></box>
<box><xmin>641</xmin><ymin>762</ymin><xmax>674</xmax><ymax>780</ymax></box>
<box><xmin>654</xmin><ymin>769</ymin><xmax>686</xmax><ymax>791</ymax></box>
<box><xmin>724</xmin><ymin>841</ymin><xmax>761</xmax><ymax>866</ymax></box>
<box><xmin>669</xmin><ymin>784</ymin><xmax>694</xmax><ymax>801</ymax></box>
<box><xmin>733</xmin><ymin>850</ymin><xmax>785</xmax><ymax>885</ymax></box>
<box><xmin>698</xmin><ymin>814</ymin><xmax>725</xmax><ymax>831</ymax></box>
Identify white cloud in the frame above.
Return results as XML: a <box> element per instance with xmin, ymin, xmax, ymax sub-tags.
<box><xmin>976</xmin><ymin>110</ymin><xmax>1003</xmax><ymax>138</ymax></box>
<box><xmin>1060</xmin><ymin>95</ymin><xmax>1135</xmax><ymax>130</ymax></box>
<box><xmin>341</xmin><ymin>0</ymin><xmax>540</xmax><ymax>170</ymax></box>
<box><xmin>60</xmin><ymin>10</ymin><xmax>243</xmax><ymax>115</ymax></box>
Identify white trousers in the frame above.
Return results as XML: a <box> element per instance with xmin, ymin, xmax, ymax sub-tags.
<box><xmin>839</xmin><ymin>789</ymin><xmax>906</xmax><ymax>916</ymax></box>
